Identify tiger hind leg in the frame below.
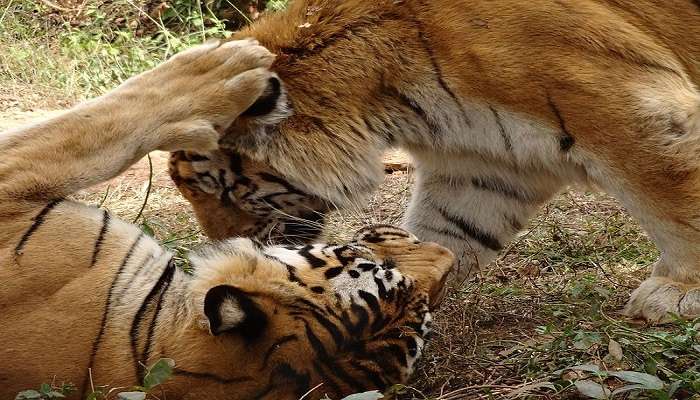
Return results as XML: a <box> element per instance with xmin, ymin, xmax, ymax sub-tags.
<box><xmin>584</xmin><ymin>79</ymin><xmax>700</xmax><ymax>322</ymax></box>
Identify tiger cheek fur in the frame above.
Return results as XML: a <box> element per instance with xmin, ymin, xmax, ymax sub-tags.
<box><xmin>215</xmin><ymin>0</ymin><xmax>700</xmax><ymax>323</ymax></box>
<box><xmin>169</xmin><ymin>149</ymin><xmax>329</xmax><ymax>244</ymax></box>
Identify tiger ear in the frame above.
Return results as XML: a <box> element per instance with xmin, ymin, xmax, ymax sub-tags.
<box><xmin>240</xmin><ymin>76</ymin><xmax>288</xmax><ymax>119</ymax></box>
<box><xmin>203</xmin><ymin>285</ymin><xmax>268</xmax><ymax>339</ymax></box>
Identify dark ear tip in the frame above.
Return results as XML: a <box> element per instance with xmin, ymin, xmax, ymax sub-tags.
<box><xmin>203</xmin><ymin>285</ymin><xmax>269</xmax><ymax>340</ymax></box>
<box><xmin>203</xmin><ymin>285</ymin><xmax>231</xmax><ymax>335</ymax></box>
<box><xmin>241</xmin><ymin>76</ymin><xmax>283</xmax><ymax>117</ymax></box>
<box><xmin>268</xmin><ymin>76</ymin><xmax>280</xmax><ymax>91</ymax></box>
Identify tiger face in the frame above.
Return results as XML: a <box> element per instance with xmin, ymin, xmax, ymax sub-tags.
<box><xmin>170</xmin><ymin>225</ymin><xmax>455</xmax><ymax>399</ymax></box>
<box><xmin>169</xmin><ymin>149</ymin><xmax>329</xmax><ymax>244</ymax></box>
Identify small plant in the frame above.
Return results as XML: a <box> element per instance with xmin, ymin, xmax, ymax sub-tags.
<box><xmin>86</xmin><ymin>358</ymin><xmax>175</xmax><ymax>400</ymax></box>
<box><xmin>15</xmin><ymin>383</ymin><xmax>76</xmax><ymax>400</ymax></box>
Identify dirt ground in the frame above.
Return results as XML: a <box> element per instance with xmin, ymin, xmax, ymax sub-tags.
<box><xmin>2</xmin><ymin>88</ymin><xmax>697</xmax><ymax>399</ymax></box>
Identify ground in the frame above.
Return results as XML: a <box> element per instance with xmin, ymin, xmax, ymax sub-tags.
<box><xmin>1</xmin><ymin>81</ymin><xmax>698</xmax><ymax>399</ymax></box>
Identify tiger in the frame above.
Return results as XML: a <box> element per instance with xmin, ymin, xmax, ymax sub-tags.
<box><xmin>169</xmin><ymin>149</ymin><xmax>328</xmax><ymax>243</ymax></box>
<box><xmin>0</xmin><ymin>40</ymin><xmax>455</xmax><ymax>399</ymax></box>
<box><xmin>173</xmin><ymin>0</ymin><xmax>700</xmax><ymax>323</ymax></box>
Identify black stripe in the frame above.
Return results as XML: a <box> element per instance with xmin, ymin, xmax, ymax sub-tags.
<box><xmin>344</xmin><ymin>302</ymin><xmax>369</xmax><ymax>336</ymax></box>
<box><xmin>90</xmin><ymin>210</ymin><xmax>111</xmax><ymax>267</ymax></box>
<box><xmin>312</xmin><ymin>360</ymin><xmax>343</xmax><ymax>397</ymax></box>
<box><xmin>130</xmin><ymin>259</ymin><xmax>176</xmax><ymax>381</ymax></box>
<box><xmin>471</xmin><ymin>176</ymin><xmax>536</xmax><ymax>203</ymax></box>
<box><xmin>415</xmin><ymin>223</ymin><xmax>468</xmax><ymax>242</ymax></box>
<box><xmin>434</xmin><ymin>204</ymin><xmax>502</xmax><ymax>251</ymax></box>
<box><xmin>14</xmin><ymin>199</ymin><xmax>62</xmax><ymax>255</ymax></box>
<box><xmin>381</xmin><ymin>343</ymin><xmax>408</xmax><ymax>368</ymax></box>
<box><xmin>257</xmin><ymin>172</ymin><xmax>305</xmax><ymax>195</ymax></box>
<box><xmin>489</xmin><ymin>105</ymin><xmax>512</xmax><ymax>152</ymax></box>
<box><xmin>174</xmin><ymin>369</ymin><xmax>253</xmax><ymax>384</ymax></box>
<box><xmin>358</xmin><ymin>290</ymin><xmax>381</xmax><ymax>318</ymax></box>
<box><xmin>508</xmin><ymin>215</ymin><xmax>523</xmax><ymax>231</ymax></box>
<box><xmin>387</xmin><ymin>86</ymin><xmax>442</xmax><ymax>137</ymax></box>
<box><xmin>415</xmin><ymin>23</ymin><xmax>472</xmax><ymax>127</ymax></box>
<box><xmin>362</xmin><ymin>347</ymin><xmax>403</xmax><ymax>383</ymax></box>
<box><xmin>142</xmin><ymin>263</ymin><xmax>175</xmax><ymax>372</ymax></box>
<box><xmin>362</xmin><ymin>115</ymin><xmax>394</xmax><ymax>144</ymax></box>
<box><xmin>261</xmin><ymin>334</ymin><xmax>299</xmax><ymax>369</ymax></box>
<box><xmin>348</xmin><ymin>359</ymin><xmax>387</xmax><ymax>389</ymax></box>
<box><xmin>546</xmin><ymin>94</ymin><xmax>575</xmax><ymax>151</ymax></box>
<box><xmin>308</xmin><ymin>309</ymin><xmax>345</xmax><ymax>349</ymax></box>
<box><xmin>82</xmin><ymin>232</ymin><xmax>144</xmax><ymax>397</ymax></box>
<box><xmin>303</xmin><ymin>322</ymin><xmax>367</xmax><ymax>393</ymax></box>
<box><xmin>284</xmin><ymin>264</ymin><xmax>308</xmax><ymax>287</ymax></box>
<box><xmin>299</xmin><ymin>245</ymin><xmax>326</xmax><ymax>268</ymax></box>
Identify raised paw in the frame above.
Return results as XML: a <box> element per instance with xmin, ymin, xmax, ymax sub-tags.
<box><xmin>112</xmin><ymin>39</ymin><xmax>277</xmax><ymax>152</ymax></box>
<box><xmin>625</xmin><ymin>277</ymin><xmax>700</xmax><ymax>323</ymax></box>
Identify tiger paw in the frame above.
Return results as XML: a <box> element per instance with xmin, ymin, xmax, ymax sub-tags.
<box><xmin>113</xmin><ymin>39</ymin><xmax>277</xmax><ymax>152</ymax></box>
<box><xmin>625</xmin><ymin>277</ymin><xmax>700</xmax><ymax>323</ymax></box>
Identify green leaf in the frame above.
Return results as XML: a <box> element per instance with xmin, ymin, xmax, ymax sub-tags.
<box><xmin>141</xmin><ymin>221</ymin><xmax>155</xmax><ymax>237</ymax></box>
<box><xmin>340</xmin><ymin>391</ymin><xmax>384</xmax><ymax>400</ymax></box>
<box><xmin>142</xmin><ymin>358</ymin><xmax>175</xmax><ymax>390</ymax></box>
<box><xmin>40</xmin><ymin>384</ymin><xmax>51</xmax><ymax>394</ymax></box>
<box><xmin>608</xmin><ymin>371</ymin><xmax>664</xmax><ymax>390</ymax></box>
<box><xmin>574</xmin><ymin>380</ymin><xmax>611</xmax><ymax>399</ymax></box>
<box><xmin>667</xmin><ymin>380</ymin><xmax>683</xmax><ymax>397</ymax></box>
<box><xmin>117</xmin><ymin>392</ymin><xmax>146</xmax><ymax>400</ymax></box>
<box><xmin>47</xmin><ymin>392</ymin><xmax>66</xmax><ymax>399</ymax></box>
<box><xmin>611</xmin><ymin>384</ymin><xmax>647</xmax><ymax>396</ymax></box>
<box><xmin>555</xmin><ymin>363</ymin><xmax>600</xmax><ymax>375</ymax></box>
<box><xmin>15</xmin><ymin>390</ymin><xmax>42</xmax><ymax>400</ymax></box>
<box><xmin>573</xmin><ymin>332</ymin><xmax>602</xmax><ymax>350</ymax></box>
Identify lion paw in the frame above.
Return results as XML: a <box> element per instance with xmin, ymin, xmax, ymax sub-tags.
<box><xmin>625</xmin><ymin>277</ymin><xmax>700</xmax><ymax>323</ymax></box>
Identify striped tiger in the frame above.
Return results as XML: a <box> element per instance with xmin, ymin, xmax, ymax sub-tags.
<box><xmin>184</xmin><ymin>0</ymin><xmax>699</xmax><ymax>323</ymax></box>
<box><xmin>169</xmin><ymin>149</ymin><xmax>328</xmax><ymax>244</ymax></box>
<box><xmin>0</xmin><ymin>40</ymin><xmax>454</xmax><ymax>399</ymax></box>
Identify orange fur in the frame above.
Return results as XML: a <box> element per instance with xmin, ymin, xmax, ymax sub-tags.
<box><xmin>200</xmin><ymin>0</ymin><xmax>700</xmax><ymax>322</ymax></box>
<box><xmin>0</xmin><ymin>41</ymin><xmax>455</xmax><ymax>398</ymax></box>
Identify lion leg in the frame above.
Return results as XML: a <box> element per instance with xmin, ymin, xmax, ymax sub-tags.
<box><xmin>403</xmin><ymin>154</ymin><xmax>570</xmax><ymax>281</ymax></box>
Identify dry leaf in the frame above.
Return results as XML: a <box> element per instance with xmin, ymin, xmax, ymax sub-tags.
<box><xmin>608</xmin><ymin>339</ymin><xmax>623</xmax><ymax>362</ymax></box>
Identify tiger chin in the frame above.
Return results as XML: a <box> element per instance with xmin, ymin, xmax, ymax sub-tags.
<box><xmin>0</xmin><ymin>41</ymin><xmax>454</xmax><ymax>399</ymax></box>
<box><xmin>184</xmin><ymin>0</ymin><xmax>700</xmax><ymax>323</ymax></box>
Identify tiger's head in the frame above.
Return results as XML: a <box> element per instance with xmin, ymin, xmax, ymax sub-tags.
<box><xmin>169</xmin><ymin>149</ymin><xmax>329</xmax><ymax>244</ymax></box>
<box><xmin>168</xmin><ymin>225</ymin><xmax>454</xmax><ymax>399</ymax></box>
<box><xmin>211</xmin><ymin>1</ymin><xmax>419</xmax><ymax>207</ymax></box>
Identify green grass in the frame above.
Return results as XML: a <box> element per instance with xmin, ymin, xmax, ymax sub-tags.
<box><xmin>0</xmin><ymin>0</ymin><xmax>262</xmax><ymax>103</ymax></box>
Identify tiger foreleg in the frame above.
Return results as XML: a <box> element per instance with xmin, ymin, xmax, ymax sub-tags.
<box><xmin>0</xmin><ymin>40</ymin><xmax>274</xmax><ymax>218</ymax></box>
<box><xmin>402</xmin><ymin>157</ymin><xmax>567</xmax><ymax>282</ymax></box>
